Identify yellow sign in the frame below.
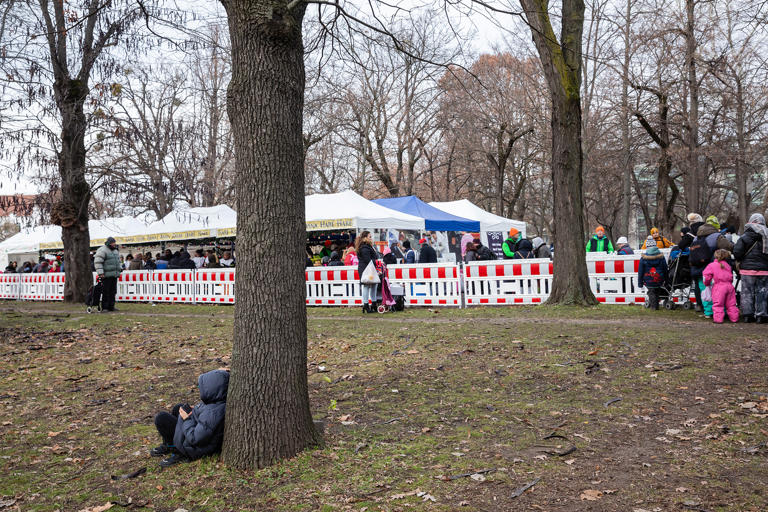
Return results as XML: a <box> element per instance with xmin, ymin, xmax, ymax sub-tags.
<box><xmin>306</xmin><ymin>218</ymin><xmax>354</xmax><ymax>231</ymax></box>
<box><xmin>218</xmin><ymin>227</ymin><xmax>237</xmax><ymax>237</ymax></box>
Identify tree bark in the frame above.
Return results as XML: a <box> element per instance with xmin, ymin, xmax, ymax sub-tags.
<box><xmin>684</xmin><ymin>0</ymin><xmax>702</xmax><ymax>213</ymax></box>
<box><xmin>520</xmin><ymin>0</ymin><xmax>597</xmax><ymax>305</ymax></box>
<box><xmin>619</xmin><ymin>0</ymin><xmax>632</xmax><ymax>238</ymax></box>
<box><xmin>52</xmin><ymin>80</ymin><xmax>92</xmax><ymax>303</ymax></box>
<box><xmin>220</xmin><ymin>0</ymin><xmax>320</xmax><ymax>470</ymax></box>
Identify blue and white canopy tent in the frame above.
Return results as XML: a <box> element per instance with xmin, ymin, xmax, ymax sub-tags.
<box><xmin>372</xmin><ymin>196</ymin><xmax>481</xmax><ymax>232</ymax></box>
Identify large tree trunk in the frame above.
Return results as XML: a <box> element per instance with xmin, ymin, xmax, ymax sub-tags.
<box><xmin>684</xmin><ymin>0</ymin><xmax>702</xmax><ymax>213</ymax></box>
<box><xmin>619</xmin><ymin>0</ymin><xmax>632</xmax><ymax>238</ymax></box>
<box><xmin>51</xmin><ymin>80</ymin><xmax>92</xmax><ymax>303</ymax></box>
<box><xmin>520</xmin><ymin>0</ymin><xmax>597</xmax><ymax>305</ymax></box>
<box><xmin>220</xmin><ymin>0</ymin><xmax>320</xmax><ymax>470</ymax></box>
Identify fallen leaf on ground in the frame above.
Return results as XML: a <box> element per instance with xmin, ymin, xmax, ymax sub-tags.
<box><xmin>580</xmin><ymin>489</ymin><xmax>603</xmax><ymax>501</ymax></box>
<box><xmin>77</xmin><ymin>503</ymin><xmax>113</xmax><ymax>512</ymax></box>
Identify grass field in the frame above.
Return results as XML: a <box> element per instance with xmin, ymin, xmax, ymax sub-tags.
<box><xmin>1</xmin><ymin>301</ymin><xmax>767</xmax><ymax>511</ymax></box>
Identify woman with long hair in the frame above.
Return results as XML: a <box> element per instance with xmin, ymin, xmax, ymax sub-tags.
<box><xmin>356</xmin><ymin>231</ymin><xmax>379</xmax><ymax>313</ymax></box>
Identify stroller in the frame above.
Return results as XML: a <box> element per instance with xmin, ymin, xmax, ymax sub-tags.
<box><xmin>645</xmin><ymin>249</ymin><xmax>693</xmax><ymax>310</ymax></box>
<box><xmin>85</xmin><ymin>277</ymin><xmax>103</xmax><ymax>314</ymax></box>
<box><xmin>373</xmin><ymin>260</ymin><xmax>403</xmax><ymax>313</ymax></box>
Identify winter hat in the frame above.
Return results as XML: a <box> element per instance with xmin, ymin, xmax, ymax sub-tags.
<box><xmin>418</xmin><ymin>238</ymin><xmax>427</xmax><ymax>244</ymax></box>
<box><xmin>105</xmin><ymin>237</ymin><xmax>116</xmax><ymax>246</ymax></box>
<box><xmin>616</xmin><ymin>236</ymin><xmax>628</xmax><ymax>245</ymax></box>
<box><xmin>595</xmin><ymin>226</ymin><xmax>605</xmax><ymax>235</ymax></box>
<box><xmin>403</xmin><ymin>240</ymin><xmax>411</xmax><ymax>249</ymax></box>
<box><xmin>687</xmin><ymin>213</ymin><xmax>703</xmax><ymax>224</ymax></box>
<box><xmin>650</xmin><ymin>227</ymin><xmax>660</xmax><ymax>236</ymax></box>
<box><xmin>645</xmin><ymin>236</ymin><xmax>657</xmax><ymax>248</ymax></box>
<box><xmin>324</xmin><ymin>240</ymin><xmax>332</xmax><ymax>247</ymax></box>
<box><xmin>532</xmin><ymin>237</ymin><xmax>544</xmax><ymax>250</ymax></box>
<box><xmin>706</xmin><ymin>215</ymin><xmax>720</xmax><ymax>229</ymax></box>
<box><xmin>645</xmin><ymin>246</ymin><xmax>661</xmax><ymax>256</ymax></box>
<box><xmin>746</xmin><ymin>213</ymin><xmax>768</xmax><ymax>254</ymax></box>
<box><xmin>508</xmin><ymin>228</ymin><xmax>520</xmax><ymax>238</ymax></box>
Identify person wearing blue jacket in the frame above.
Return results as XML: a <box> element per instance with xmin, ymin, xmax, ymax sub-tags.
<box><xmin>151</xmin><ymin>369</ymin><xmax>229</xmax><ymax>467</ymax></box>
<box><xmin>637</xmin><ymin>237</ymin><xmax>668</xmax><ymax>310</ymax></box>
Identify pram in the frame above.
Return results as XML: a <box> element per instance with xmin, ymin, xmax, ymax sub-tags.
<box><xmin>644</xmin><ymin>250</ymin><xmax>693</xmax><ymax>310</ymax></box>
<box><xmin>85</xmin><ymin>277</ymin><xmax>103</xmax><ymax>314</ymax></box>
<box><xmin>373</xmin><ymin>261</ymin><xmax>405</xmax><ymax>313</ymax></box>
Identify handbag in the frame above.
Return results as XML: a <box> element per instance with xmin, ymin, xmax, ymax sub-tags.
<box><xmin>701</xmin><ymin>285</ymin><xmax>712</xmax><ymax>302</ymax></box>
<box><xmin>360</xmin><ymin>260</ymin><xmax>381</xmax><ymax>284</ymax></box>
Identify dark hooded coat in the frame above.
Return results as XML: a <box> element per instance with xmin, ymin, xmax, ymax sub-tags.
<box><xmin>173</xmin><ymin>370</ymin><xmax>229</xmax><ymax>460</ymax></box>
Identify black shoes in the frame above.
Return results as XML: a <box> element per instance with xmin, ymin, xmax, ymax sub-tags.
<box><xmin>150</xmin><ymin>445</ymin><xmax>173</xmax><ymax>457</ymax></box>
<box><xmin>743</xmin><ymin>315</ymin><xmax>755</xmax><ymax>323</ymax></box>
<box><xmin>159</xmin><ymin>453</ymin><xmax>188</xmax><ymax>467</ymax></box>
<box><xmin>757</xmin><ymin>317</ymin><xmax>768</xmax><ymax>324</ymax></box>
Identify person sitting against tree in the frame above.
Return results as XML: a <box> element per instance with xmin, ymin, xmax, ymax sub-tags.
<box><xmin>151</xmin><ymin>369</ymin><xmax>229</xmax><ymax>467</ymax></box>
<box><xmin>502</xmin><ymin>228</ymin><xmax>523</xmax><ymax>259</ymax></box>
<box><xmin>586</xmin><ymin>226</ymin><xmax>613</xmax><ymax>253</ymax></box>
<box><xmin>641</xmin><ymin>227</ymin><xmax>673</xmax><ymax>249</ymax></box>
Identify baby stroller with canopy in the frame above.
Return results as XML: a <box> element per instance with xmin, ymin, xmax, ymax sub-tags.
<box><xmin>374</xmin><ymin>260</ymin><xmax>400</xmax><ymax>313</ymax></box>
<box><xmin>647</xmin><ymin>247</ymin><xmax>693</xmax><ymax>310</ymax></box>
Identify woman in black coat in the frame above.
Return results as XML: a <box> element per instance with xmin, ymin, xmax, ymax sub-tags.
<box><xmin>356</xmin><ymin>231</ymin><xmax>379</xmax><ymax>313</ymax></box>
<box><xmin>733</xmin><ymin>213</ymin><xmax>768</xmax><ymax>323</ymax></box>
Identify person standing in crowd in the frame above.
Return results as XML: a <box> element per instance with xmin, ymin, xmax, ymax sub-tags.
<box><xmin>33</xmin><ymin>259</ymin><xmax>50</xmax><ymax>273</ymax></box>
<box><xmin>688</xmin><ymin>215</ymin><xmax>732</xmax><ymax>319</ymax></box>
<box><xmin>220</xmin><ymin>251</ymin><xmax>235</xmax><ymax>267</ymax></box>
<box><xmin>207</xmin><ymin>253</ymin><xmax>223</xmax><ymax>268</ymax></box>
<box><xmin>734</xmin><ymin>213</ymin><xmax>768</xmax><ymax>323</ymax></box>
<box><xmin>143</xmin><ymin>252</ymin><xmax>156</xmax><ymax>270</ymax></box>
<box><xmin>474</xmin><ymin>238</ymin><xmax>496</xmax><ymax>261</ymax></box>
<box><xmin>390</xmin><ymin>242</ymin><xmax>405</xmax><ymax>263</ymax></box>
<box><xmin>128</xmin><ymin>253</ymin><xmax>143</xmax><ymax>270</ymax></box>
<box><xmin>319</xmin><ymin>240</ymin><xmax>333</xmax><ymax>260</ymax></box>
<box><xmin>532</xmin><ymin>237</ymin><xmax>552</xmax><ymax>259</ymax></box>
<box><xmin>637</xmin><ymin>237</ymin><xmax>668</xmax><ymax>310</ymax></box>
<box><xmin>381</xmin><ymin>246</ymin><xmax>397</xmax><ymax>266</ymax></box>
<box><xmin>502</xmin><ymin>228</ymin><xmax>523</xmax><ymax>259</ymax></box>
<box><xmin>703</xmin><ymin>249</ymin><xmax>739</xmax><ymax>323</ymax></box>
<box><xmin>586</xmin><ymin>226</ymin><xmax>613</xmax><ymax>253</ymax></box>
<box><xmin>123</xmin><ymin>253</ymin><xmax>134</xmax><ymax>270</ymax></box>
<box><xmin>4</xmin><ymin>261</ymin><xmax>17</xmax><ymax>273</ymax></box>
<box><xmin>403</xmin><ymin>240</ymin><xmax>416</xmax><ymax>264</ymax></box>
<box><xmin>94</xmin><ymin>237</ymin><xmax>121</xmax><ymax>312</ymax></box>
<box><xmin>328</xmin><ymin>251</ymin><xmax>345</xmax><ymax>266</ymax></box>
<box><xmin>679</xmin><ymin>213</ymin><xmax>705</xmax><ymax>310</ymax></box>
<box><xmin>155</xmin><ymin>252</ymin><xmax>169</xmax><ymax>270</ymax></box>
<box><xmin>192</xmin><ymin>249</ymin><xmax>207</xmax><ymax>269</ymax></box>
<box><xmin>169</xmin><ymin>249</ymin><xmax>196</xmax><ymax>270</ymax></box>
<box><xmin>641</xmin><ymin>228</ymin><xmax>673</xmax><ymax>249</ymax></box>
<box><xmin>513</xmin><ymin>238</ymin><xmax>534</xmax><ymax>259</ymax></box>
<box><xmin>464</xmin><ymin>241</ymin><xmax>478</xmax><ymax>263</ymax></box>
<box><xmin>615</xmin><ymin>236</ymin><xmax>634</xmax><ymax>255</ymax></box>
<box><xmin>356</xmin><ymin>231</ymin><xmax>378</xmax><ymax>313</ymax></box>
<box><xmin>343</xmin><ymin>246</ymin><xmax>358</xmax><ymax>266</ymax></box>
<box><xmin>418</xmin><ymin>237</ymin><xmax>437</xmax><ymax>264</ymax></box>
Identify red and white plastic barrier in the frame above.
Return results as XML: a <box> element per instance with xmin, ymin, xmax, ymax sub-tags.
<box><xmin>0</xmin><ymin>255</ymin><xmax>700</xmax><ymax>307</ymax></box>
<box><xmin>0</xmin><ymin>274</ymin><xmax>20</xmax><ymax>299</ymax></box>
<box><xmin>195</xmin><ymin>268</ymin><xmax>236</xmax><ymax>304</ymax></box>
<box><xmin>389</xmin><ymin>263</ymin><xmax>461</xmax><ymax>306</ymax></box>
<box><xmin>305</xmin><ymin>266</ymin><xmax>362</xmax><ymax>306</ymax></box>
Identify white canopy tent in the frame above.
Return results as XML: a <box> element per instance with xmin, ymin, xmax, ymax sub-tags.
<box><xmin>143</xmin><ymin>205</ymin><xmax>237</xmax><ymax>241</ymax></box>
<box><xmin>429</xmin><ymin>200</ymin><xmax>526</xmax><ymax>237</ymax></box>
<box><xmin>305</xmin><ymin>190</ymin><xmax>425</xmax><ymax>231</ymax></box>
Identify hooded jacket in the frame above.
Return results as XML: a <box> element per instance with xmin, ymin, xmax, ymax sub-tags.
<box><xmin>638</xmin><ymin>250</ymin><xmax>668</xmax><ymax>288</ymax></box>
<box><xmin>94</xmin><ymin>238</ymin><xmax>121</xmax><ymax>278</ymax></box>
<box><xmin>513</xmin><ymin>239</ymin><xmax>535</xmax><ymax>259</ymax></box>
<box><xmin>173</xmin><ymin>370</ymin><xmax>229</xmax><ymax>460</ymax></box>
<box><xmin>586</xmin><ymin>235</ymin><xmax>614</xmax><ymax>253</ymax></box>
<box><xmin>532</xmin><ymin>237</ymin><xmax>551</xmax><ymax>259</ymax></box>
<box><xmin>418</xmin><ymin>244</ymin><xmax>437</xmax><ymax>264</ymax></box>
<box><xmin>734</xmin><ymin>227</ymin><xmax>768</xmax><ymax>272</ymax></box>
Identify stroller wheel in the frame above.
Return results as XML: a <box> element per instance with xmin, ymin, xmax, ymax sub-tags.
<box><xmin>664</xmin><ymin>300</ymin><xmax>675</xmax><ymax>310</ymax></box>
<box><xmin>682</xmin><ymin>301</ymin><xmax>692</xmax><ymax>310</ymax></box>
<box><xmin>643</xmin><ymin>297</ymin><xmax>650</xmax><ymax>309</ymax></box>
<box><xmin>86</xmin><ymin>306</ymin><xmax>92</xmax><ymax>314</ymax></box>
<box><xmin>377</xmin><ymin>305</ymin><xmax>386</xmax><ymax>314</ymax></box>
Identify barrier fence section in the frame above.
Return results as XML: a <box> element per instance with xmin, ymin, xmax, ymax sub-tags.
<box><xmin>0</xmin><ymin>256</ymin><xmax>696</xmax><ymax>306</ymax></box>
<box><xmin>305</xmin><ymin>267</ymin><xmax>362</xmax><ymax>306</ymax></box>
<box><xmin>389</xmin><ymin>263</ymin><xmax>462</xmax><ymax>306</ymax></box>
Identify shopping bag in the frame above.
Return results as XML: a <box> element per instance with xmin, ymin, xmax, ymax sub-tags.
<box><xmin>360</xmin><ymin>261</ymin><xmax>381</xmax><ymax>284</ymax></box>
<box><xmin>701</xmin><ymin>285</ymin><xmax>712</xmax><ymax>302</ymax></box>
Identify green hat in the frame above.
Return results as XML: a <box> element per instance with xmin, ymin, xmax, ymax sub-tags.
<box><xmin>706</xmin><ymin>215</ymin><xmax>720</xmax><ymax>229</ymax></box>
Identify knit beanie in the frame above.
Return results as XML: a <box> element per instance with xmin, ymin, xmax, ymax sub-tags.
<box><xmin>532</xmin><ymin>237</ymin><xmax>544</xmax><ymax>250</ymax></box>
<box><xmin>645</xmin><ymin>236</ymin><xmax>657</xmax><ymax>248</ymax></box>
<box><xmin>616</xmin><ymin>236</ymin><xmax>628</xmax><ymax>245</ymax></box>
<box><xmin>687</xmin><ymin>213</ymin><xmax>703</xmax><ymax>224</ymax></box>
<box><xmin>706</xmin><ymin>215</ymin><xmax>720</xmax><ymax>229</ymax></box>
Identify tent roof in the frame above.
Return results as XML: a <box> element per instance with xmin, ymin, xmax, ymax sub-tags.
<box><xmin>144</xmin><ymin>205</ymin><xmax>237</xmax><ymax>240</ymax></box>
<box><xmin>373</xmin><ymin>196</ymin><xmax>481</xmax><ymax>232</ymax></box>
<box><xmin>305</xmin><ymin>190</ymin><xmax>425</xmax><ymax>231</ymax></box>
<box><xmin>429</xmin><ymin>199</ymin><xmax>526</xmax><ymax>236</ymax></box>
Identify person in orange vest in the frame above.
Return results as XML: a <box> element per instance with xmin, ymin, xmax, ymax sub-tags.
<box><xmin>641</xmin><ymin>227</ymin><xmax>673</xmax><ymax>249</ymax></box>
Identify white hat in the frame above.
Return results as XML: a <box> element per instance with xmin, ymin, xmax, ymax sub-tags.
<box><xmin>617</xmin><ymin>236</ymin><xmax>628</xmax><ymax>245</ymax></box>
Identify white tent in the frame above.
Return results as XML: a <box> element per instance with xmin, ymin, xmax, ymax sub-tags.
<box><xmin>429</xmin><ymin>200</ymin><xmax>526</xmax><ymax>237</ymax></box>
<box><xmin>305</xmin><ymin>190</ymin><xmax>425</xmax><ymax>231</ymax></box>
<box><xmin>143</xmin><ymin>205</ymin><xmax>237</xmax><ymax>241</ymax></box>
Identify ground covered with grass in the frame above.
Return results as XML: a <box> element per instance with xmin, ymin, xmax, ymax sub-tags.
<box><xmin>1</xmin><ymin>302</ymin><xmax>767</xmax><ymax>511</ymax></box>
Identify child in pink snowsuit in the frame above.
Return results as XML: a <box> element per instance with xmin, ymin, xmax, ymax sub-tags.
<box><xmin>703</xmin><ymin>249</ymin><xmax>740</xmax><ymax>323</ymax></box>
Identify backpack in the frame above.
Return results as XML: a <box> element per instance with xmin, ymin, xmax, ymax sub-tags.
<box><xmin>476</xmin><ymin>245</ymin><xmax>496</xmax><ymax>261</ymax></box>
<box><xmin>689</xmin><ymin>236</ymin><xmax>713</xmax><ymax>268</ymax></box>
